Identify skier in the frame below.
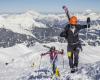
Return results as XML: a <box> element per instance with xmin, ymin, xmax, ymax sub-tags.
<box><xmin>60</xmin><ymin>16</ymin><xmax>91</xmax><ymax>73</ymax></box>
<box><xmin>41</xmin><ymin>46</ymin><xmax>64</xmax><ymax>76</ymax></box>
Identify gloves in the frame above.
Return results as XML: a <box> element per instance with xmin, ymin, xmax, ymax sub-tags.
<box><xmin>61</xmin><ymin>49</ymin><xmax>64</xmax><ymax>55</ymax></box>
<box><xmin>41</xmin><ymin>53</ymin><xmax>44</xmax><ymax>57</ymax></box>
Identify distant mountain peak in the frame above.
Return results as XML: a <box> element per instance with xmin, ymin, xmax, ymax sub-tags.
<box><xmin>25</xmin><ymin>10</ymin><xmax>40</xmax><ymax>16</ymax></box>
<box><xmin>85</xmin><ymin>9</ymin><xmax>93</xmax><ymax>13</ymax></box>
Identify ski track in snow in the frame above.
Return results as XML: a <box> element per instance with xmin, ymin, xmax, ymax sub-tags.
<box><xmin>0</xmin><ymin>42</ymin><xmax>100</xmax><ymax>80</ymax></box>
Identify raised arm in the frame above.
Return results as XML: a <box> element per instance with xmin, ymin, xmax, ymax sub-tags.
<box><xmin>77</xmin><ymin>25</ymin><xmax>88</xmax><ymax>30</ymax></box>
<box><xmin>41</xmin><ymin>51</ymin><xmax>51</xmax><ymax>56</ymax></box>
<box><xmin>77</xmin><ymin>17</ymin><xmax>91</xmax><ymax>30</ymax></box>
<box><xmin>56</xmin><ymin>49</ymin><xmax>64</xmax><ymax>55</ymax></box>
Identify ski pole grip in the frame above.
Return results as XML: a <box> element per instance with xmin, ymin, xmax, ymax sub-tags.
<box><xmin>87</xmin><ymin>17</ymin><xmax>91</xmax><ymax>28</ymax></box>
<box><xmin>87</xmin><ymin>17</ymin><xmax>90</xmax><ymax>23</ymax></box>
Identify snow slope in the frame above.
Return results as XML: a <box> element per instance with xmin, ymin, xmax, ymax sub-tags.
<box><xmin>0</xmin><ymin>42</ymin><xmax>100</xmax><ymax>80</ymax></box>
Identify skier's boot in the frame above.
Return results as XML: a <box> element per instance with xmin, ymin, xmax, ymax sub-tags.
<box><xmin>74</xmin><ymin>66</ymin><xmax>78</xmax><ymax>72</ymax></box>
<box><xmin>55</xmin><ymin>68</ymin><xmax>60</xmax><ymax>77</ymax></box>
<box><xmin>70</xmin><ymin>68</ymin><xmax>75</xmax><ymax>73</ymax></box>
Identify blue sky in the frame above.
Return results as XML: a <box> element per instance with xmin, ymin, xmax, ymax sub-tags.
<box><xmin>0</xmin><ymin>0</ymin><xmax>99</xmax><ymax>12</ymax></box>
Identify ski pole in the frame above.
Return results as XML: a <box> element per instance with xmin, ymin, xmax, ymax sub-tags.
<box><xmin>38</xmin><ymin>56</ymin><xmax>42</xmax><ymax>75</ymax></box>
<box><xmin>86</xmin><ymin>17</ymin><xmax>90</xmax><ymax>45</ymax></box>
<box><xmin>86</xmin><ymin>23</ymin><xmax>88</xmax><ymax>45</ymax></box>
<box><xmin>62</xmin><ymin>49</ymin><xmax>64</xmax><ymax>69</ymax></box>
<box><xmin>61</xmin><ymin>43</ymin><xmax>64</xmax><ymax>69</ymax></box>
<box><xmin>62</xmin><ymin>54</ymin><xmax>64</xmax><ymax>69</ymax></box>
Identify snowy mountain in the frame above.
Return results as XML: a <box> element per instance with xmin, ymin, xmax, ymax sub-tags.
<box><xmin>0</xmin><ymin>10</ymin><xmax>47</xmax><ymax>36</ymax></box>
<box><xmin>75</xmin><ymin>9</ymin><xmax>100</xmax><ymax>21</ymax></box>
<box><xmin>0</xmin><ymin>10</ymin><xmax>100</xmax><ymax>48</ymax></box>
<box><xmin>0</xmin><ymin>10</ymin><xmax>100</xmax><ymax>80</ymax></box>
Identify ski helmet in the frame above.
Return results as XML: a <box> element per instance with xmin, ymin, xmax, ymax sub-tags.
<box><xmin>69</xmin><ymin>16</ymin><xmax>77</xmax><ymax>25</ymax></box>
<box><xmin>50</xmin><ymin>46</ymin><xmax>55</xmax><ymax>51</ymax></box>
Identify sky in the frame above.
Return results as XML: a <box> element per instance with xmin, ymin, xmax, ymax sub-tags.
<box><xmin>0</xmin><ymin>0</ymin><xmax>99</xmax><ymax>13</ymax></box>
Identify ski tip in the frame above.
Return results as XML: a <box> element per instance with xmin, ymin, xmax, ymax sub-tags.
<box><xmin>62</xmin><ymin>5</ymin><xmax>67</xmax><ymax>9</ymax></box>
<box><xmin>62</xmin><ymin>5</ymin><xmax>65</xmax><ymax>9</ymax></box>
<box><xmin>62</xmin><ymin>5</ymin><xmax>68</xmax><ymax>11</ymax></box>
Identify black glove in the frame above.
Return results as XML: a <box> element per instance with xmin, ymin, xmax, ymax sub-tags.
<box><xmin>41</xmin><ymin>53</ymin><xmax>44</xmax><ymax>57</ymax></box>
<box><xmin>61</xmin><ymin>49</ymin><xmax>64</xmax><ymax>54</ymax></box>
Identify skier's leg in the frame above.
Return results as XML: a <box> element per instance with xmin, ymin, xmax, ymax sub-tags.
<box><xmin>68</xmin><ymin>51</ymin><xmax>76</xmax><ymax>73</ymax></box>
<box><xmin>67</xmin><ymin>45</ymin><xmax>76</xmax><ymax>73</ymax></box>
<box><xmin>55</xmin><ymin>60</ymin><xmax>60</xmax><ymax>77</ymax></box>
<box><xmin>67</xmin><ymin>45</ymin><xmax>74</xmax><ymax>68</ymax></box>
<box><xmin>67</xmin><ymin>51</ymin><xmax>73</xmax><ymax>68</ymax></box>
<box><xmin>53</xmin><ymin>61</ymin><xmax>56</xmax><ymax>74</ymax></box>
<box><xmin>74</xmin><ymin>47</ymin><xmax>80</xmax><ymax>68</ymax></box>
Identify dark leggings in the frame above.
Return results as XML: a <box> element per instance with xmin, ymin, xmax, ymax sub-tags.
<box><xmin>51</xmin><ymin>60</ymin><xmax>57</xmax><ymax>74</ymax></box>
<box><xmin>67</xmin><ymin>45</ymin><xmax>80</xmax><ymax>68</ymax></box>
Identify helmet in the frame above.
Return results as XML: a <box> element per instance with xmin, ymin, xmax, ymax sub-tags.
<box><xmin>50</xmin><ymin>46</ymin><xmax>55</xmax><ymax>51</ymax></box>
<box><xmin>69</xmin><ymin>16</ymin><xmax>77</xmax><ymax>25</ymax></box>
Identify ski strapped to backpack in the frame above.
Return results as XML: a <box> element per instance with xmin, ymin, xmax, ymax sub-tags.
<box><xmin>62</xmin><ymin>5</ymin><xmax>70</xmax><ymax>21</ymax></box>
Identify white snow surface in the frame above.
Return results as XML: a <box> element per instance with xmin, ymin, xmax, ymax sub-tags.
<box><xmin>0</xmin><ymin>42</ymin><xmax>100</xmax><ymax>80</ymax></box>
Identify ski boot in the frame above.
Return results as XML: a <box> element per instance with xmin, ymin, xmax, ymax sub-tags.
<box><xmin>70</xmin><ymin>68</ymin><xmax>75</xmax><ymax>73</ymax></box>
<box><xmin>74</xmin><ymin>66</ymin><xmax>78</xmax><ymax>72</ymax></box>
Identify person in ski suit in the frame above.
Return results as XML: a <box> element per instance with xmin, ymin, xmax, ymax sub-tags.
<box><xmin>41</xmin><ymin>46</ymin><xmax>64</xmax><ymax>75</ymax></box>
<box><xmin>60</xmin><ymin>16</ymin><xmax>90</xmax><ymax>73</ymax></box>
